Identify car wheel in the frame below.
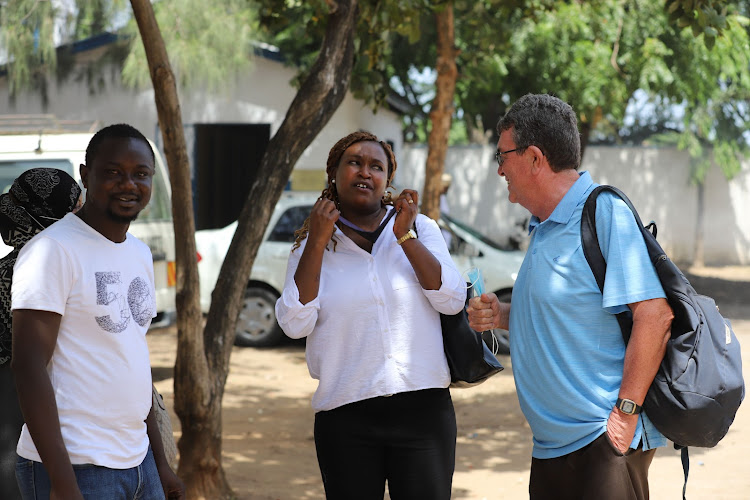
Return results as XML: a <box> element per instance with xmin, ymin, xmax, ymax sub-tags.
<box><xmin>234</xmin><ymin>287</ymin><xmax>285</xmax><ymax>348</ymax></box>
<box><xmin>482</xmin><ymin>290</ymin><xmax>512</xmax><ymax>355</ymax></box>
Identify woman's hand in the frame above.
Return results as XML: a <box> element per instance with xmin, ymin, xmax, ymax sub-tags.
<box><xmin>295</xmin><ymin>198</ymin><xmax>339</xmax><ymax>304</ymax></box>
<box><xmin>308</xmin><ymin>198</ymin><xmax>340</xmax><ymax>248</ymax></box>
<box><xmin>393</xmin><ymin>189</ymin><xmax>419</xmax><ymax>238</ymax></box>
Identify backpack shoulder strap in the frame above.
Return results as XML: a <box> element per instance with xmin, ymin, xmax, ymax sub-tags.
<box><xmin>581</xmin><ymin>185</ymin><xmax>646</xmax><ymax>343</ymax></box>
<box><xmin>581</xmin><ymin>185</ymin><xmax>647</xmax><ymax>293</ymax></box>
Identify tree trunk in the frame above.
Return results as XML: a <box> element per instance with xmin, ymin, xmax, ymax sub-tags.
<box><xmin>129</xmin><ymin>1</ymin><xmax>218</xmax><ymax>498</ymax></box>
<box><xmin>422</xmin><ymin>3</ymin><xmax>458</xmax><ymax>221</ymax></box>
<box><xmin>191</xmin><ymin>0</ymin><xmax>357</xmax><ymax>496</ymax></box>
<box><xmin>579</xmin><ymin>120</ymin><xmax>591</xmax><ymax>160</ymax></box>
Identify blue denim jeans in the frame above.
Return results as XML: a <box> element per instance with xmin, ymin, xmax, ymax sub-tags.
<box><xmin>15</xmin><ymin>446</ymin><xmax>165</xmax><ymax>500</ymax></box>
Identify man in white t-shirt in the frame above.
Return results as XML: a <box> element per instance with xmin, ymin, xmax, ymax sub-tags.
<box><xmin>11</xmin><ymin>124</ymin><xmax>184</xmax><ymax>499</ymax></box>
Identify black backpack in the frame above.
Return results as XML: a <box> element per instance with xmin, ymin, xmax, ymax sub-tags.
<box><xmin>581</xmin><ymin>185</ymin><xmax>745</xmax><ymax>497</ymax></box>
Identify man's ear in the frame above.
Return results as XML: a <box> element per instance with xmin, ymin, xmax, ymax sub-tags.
<box><xmin>528</xmin><ymin>145</ymin><xmax>546</xmax><ymax>173</ymax></box>
<box><xmin>79</xmin><ymin>164</ymin><xmax>89</xmax><ymax>189</ymax></box>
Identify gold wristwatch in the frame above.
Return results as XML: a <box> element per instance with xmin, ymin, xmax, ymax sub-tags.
<box><xmin>397</xmin><ymin>229</ymin><xmax>417</xmax><ymax>245</ymax></box>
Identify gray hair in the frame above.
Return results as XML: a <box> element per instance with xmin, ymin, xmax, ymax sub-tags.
<box><xmin>496</xmin><ymin>94</ymin><xmax>581</xmax><ymax>172</ymax></box>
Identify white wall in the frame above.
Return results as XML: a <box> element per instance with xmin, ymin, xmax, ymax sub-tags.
<box><xmin>398</xmin><ymin>144</ymin><xmax>750</xmax><ymax>266</ymax></box>
<box><xmin>0</xmin><ymin>52</ymin><xmax>403</xmax><ymax>183</ymax></box>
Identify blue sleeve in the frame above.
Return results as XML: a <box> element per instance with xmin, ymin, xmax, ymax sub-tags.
<box><xmin>594</xmin><ymin>193</ymin><xmax>666</xmax><ymax>313</ymax></box>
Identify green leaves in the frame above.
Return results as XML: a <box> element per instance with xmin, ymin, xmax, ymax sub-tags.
<box><xmin>122</xmin><ymin>0</ymin><xmax>259</xmax><ymax>91</ymax></box>
<box><xmin>665</xmin><ymin>0</ymin><xmax>730</xmax><ymax>48</ymax></box>
<box><xmin>0</xmin><ymin>0</ymin><xmax>59</xmax><ymax>96</ymax></box>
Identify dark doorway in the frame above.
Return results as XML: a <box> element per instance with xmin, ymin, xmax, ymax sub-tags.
<box><xmin>193</xmin><ymin>123</ymin><xmax>270</xmax><ymax>230</ymax></box>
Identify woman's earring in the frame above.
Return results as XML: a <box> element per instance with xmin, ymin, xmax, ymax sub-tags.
<box><xmin>331</xmin><ymin>179</ymin><xmax>336</xmax><ymax>184</ymax></box>
<box><xmin>382</xmin><ymin>186</ymin><xmax>395</xmax><ymax>205</ymax></box>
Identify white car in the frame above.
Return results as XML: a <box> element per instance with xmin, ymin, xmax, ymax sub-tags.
<box><xmin>0</xmin><ymin>132</ymin><xmax>177</xmax><ymax>326</ymax></box>
<box><xmin>196</xmin><ymin>192</ymin><xmax>524</xmax><ymax>351</ymax></box>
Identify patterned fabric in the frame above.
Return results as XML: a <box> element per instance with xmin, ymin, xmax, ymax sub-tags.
<box><xmin>0</xmin><ymin>168</ymin><xmax>81</xmax><ymax>364</ymax></box>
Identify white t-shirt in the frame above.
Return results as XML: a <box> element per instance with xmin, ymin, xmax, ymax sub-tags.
<box><xmin>275</xmin><ymin>211</ymin><xmax>466</xmax><ymax>412</ymax></box>
<box><xmin>12</xmin><ymin>212</ymin><xmax>156</xmax><ymax>468</ymax></box>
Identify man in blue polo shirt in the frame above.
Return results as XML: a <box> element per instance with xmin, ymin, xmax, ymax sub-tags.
<box><xmin>467</xmin><ymin>94</ymin><xmax>674</xmax><ymax>500</ymax></box>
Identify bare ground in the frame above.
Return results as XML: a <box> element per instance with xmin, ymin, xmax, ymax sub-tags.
<box><xmin>148</xmin><ymin>268</ymin><xmax>750</xmax><ymax>499</ymax></box>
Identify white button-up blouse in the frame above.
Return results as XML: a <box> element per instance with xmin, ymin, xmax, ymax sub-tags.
<box><xmin>275</xmin><ymin>210</ymin><xmax>466</xmax><ymax>412</ymax></box>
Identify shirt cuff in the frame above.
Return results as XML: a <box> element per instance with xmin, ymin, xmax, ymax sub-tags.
<box><xmin>422</xmin><ymin>261</ymin><xmax>466</xmax><ymax>315</ymax></box>
<box><xmin>275</xmin><ymin>281</ymin><xmax>321</xmax><ymax>339</ymax></box>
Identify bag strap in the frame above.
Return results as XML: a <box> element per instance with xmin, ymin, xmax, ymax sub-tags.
<box><xmin>581</xmin><ymin>185</ymin><xmax>642</xmax><ymax>342</ymax></box>
<box><xmin>581</xmin><ymin>185</ymin><xmax>651</xmax><ymax>293</ymax></box>
<box><xmin>681</xmin><ymin>446</ymin><xmax>689</xmax><ymax>500</ymax></box>
<box><xmin>581</xmin><ymin>185</ymin><xmax>690</xmax><ymax>498</ymax></box>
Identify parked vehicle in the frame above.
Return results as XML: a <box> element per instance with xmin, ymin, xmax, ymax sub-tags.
<box><xmin>439</xmin><ymin>212</ymin><xmax>522</xmax><ymax>353</ymax></box>
<box><xmin>196</xmin><ymin>192</ymin><xmax>524</xmax><ymax>351</ymax></box>
<box><xmin>0</xmin><ymin>132</ymin><xmax>177</xmax><ymax>325</ymax></box>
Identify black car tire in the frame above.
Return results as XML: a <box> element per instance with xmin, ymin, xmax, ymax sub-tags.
<box><xmin>234</xmin><ymin>287</ymin><xmax>285</xmax><ymax>348</ymax></box>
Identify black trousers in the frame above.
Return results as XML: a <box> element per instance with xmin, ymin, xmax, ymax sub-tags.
<box><xmin>0</xmin><ymin>362</ymin><xmax>23</xmax><ymax>500</ymax></box>
<box><xmin>529</xmin><ymin>432</ymin><xmax>656</xmax><ymax>500</ymax></box>
<box><xmin>314</xmin><ymin>388</ymin><xmax>456</xmax><ymax>500</ymax></box>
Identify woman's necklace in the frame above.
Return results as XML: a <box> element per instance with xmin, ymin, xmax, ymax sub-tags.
<box><xmin>338</xmin><ymin>207</ymin><xmax>396</xmax><ymax>243</ymax></box>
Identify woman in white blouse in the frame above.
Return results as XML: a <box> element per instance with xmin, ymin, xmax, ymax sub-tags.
<box><xmin>275</xmin><ymin>131</ymin><xmax>466</xmax><ymax>500</ymax></box>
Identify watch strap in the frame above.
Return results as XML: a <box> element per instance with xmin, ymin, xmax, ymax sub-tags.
<box><xmin>397</xmin><ymin>229</ymin><xmax>417</xmax><ymax>245</ymax></box>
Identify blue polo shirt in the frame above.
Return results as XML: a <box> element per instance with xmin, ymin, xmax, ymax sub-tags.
<box><xmin>510</xmin><ymin>171</ymin><xmax>667</xmax><ymax>459</ymax></box>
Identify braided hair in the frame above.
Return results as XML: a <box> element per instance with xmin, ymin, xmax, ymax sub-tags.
<box><xmin>292</xmin><ymin>131</ymin><xmax>398</xmax><ymax>251</ymax></box>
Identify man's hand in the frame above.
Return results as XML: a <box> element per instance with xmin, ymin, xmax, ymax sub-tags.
<box><xmin>467</xmin><ymin>293</ymin><xmax>510</xmax><ymax>331</ymax></box>
<box><xmin>158</xmin><ymin>464</ymin><xmax>185</xmax><ymax>499</ymax></box>
<box><xmin>146</xmin><ymin>404</ymin><xmax>185</xmax><ymax>499</ymax></box>
<box><xmin>12</xmin><ymin>310</ymin><xmax>82</xmax><ymax>499</ymax></box>
<box><xmin>49</xmin><ymin>478</ymin><xmax>85</xmax><ymax>500</ymax></box>
<box><xmin>606</xmin><ymin>408</ymin><xmax>639</xmax><ymax>454</ymax></box>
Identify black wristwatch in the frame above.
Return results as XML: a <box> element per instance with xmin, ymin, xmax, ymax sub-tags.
<box><xmin>616</xmin><ymin>398</ymin><xmax>643</xmax><ymax>415</ymax></box>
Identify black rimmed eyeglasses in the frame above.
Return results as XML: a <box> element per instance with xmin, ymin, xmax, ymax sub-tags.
<box><xmin>495</xmin><ymin>148</ymin><xmax>522</xmax><ymax>167</ymax></box>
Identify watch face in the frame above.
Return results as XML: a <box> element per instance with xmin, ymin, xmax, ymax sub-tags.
<box><xmin>621</xmin><ymin>400</ymin><xmax>635</xmax><ymax>414</ymax></box>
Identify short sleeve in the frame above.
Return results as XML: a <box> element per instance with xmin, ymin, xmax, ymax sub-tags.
<box><xmin>12</xmin><ymin>236</ymin><xmax>74</xmax><ymax>315</ymax></box>
<box><xmin>594</xmin><ymin>193</ymin><xmax>666</xmax><ymax>313</ymax></box>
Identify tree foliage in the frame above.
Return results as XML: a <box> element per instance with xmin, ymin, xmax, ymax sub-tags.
<box><xmin>0</xmin><ymin>0</ymin><xmax>58</xmax><ymax>95</ymax></box>
<box><xmin>392</xmin><ymin>0</ymin><xmax>750</xmax><ymax>184</ymax></box>
<box><xmin>608</xmin><ymin>4</ymin><xmax>750</xmax><ymax>183</ymax></box>
<box><xmin>0</xmin><ymin>0</ymin><xmax>257</xmax><ymax>99</ymax></box>
<box><xmin>664</xmin><ymin>0</ymin><xmax>730</xmax><ymax>49</ymax></box>
<box><xmin>122</xmin><ymin>0</ymin><xmax>257</xmax><ymax>91</ymax></box>
<box><xmin>255</xmin><ymin>0</ymin><xmax>436</xmax><ymax>109</ymax></box>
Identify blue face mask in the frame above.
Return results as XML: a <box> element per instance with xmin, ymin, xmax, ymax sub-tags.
<box><xmin>466</xmin><ymin>267</ymin><xmax>485</xmax><ymax>297</ymax></box>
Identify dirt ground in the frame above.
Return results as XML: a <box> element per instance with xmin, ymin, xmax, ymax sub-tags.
<box><xmin>147</xmin><ymin>267</ymin><xmax>750</xmax><ymax>500</ymax></box>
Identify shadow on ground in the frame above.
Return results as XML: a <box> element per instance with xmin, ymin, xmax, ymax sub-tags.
<box><xmin>148</xmin><ymin>268</ymin><xmax>748</xmax><ymax>499</ymax></box>
<box><xmin>684</xmin><ymin>272</ymin><xmax>750</xmax><ymax>321</ymax></box>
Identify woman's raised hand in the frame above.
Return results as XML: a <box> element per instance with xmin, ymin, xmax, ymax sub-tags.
<box><xmin>393</xmin><ymin>189</ymin><xmax>419</xmax><ymax>238</ymax></box>
<box><xmin>308</xmin><ymin>197</ymin><xmax>339</xmax><ymax>247</ymax></box>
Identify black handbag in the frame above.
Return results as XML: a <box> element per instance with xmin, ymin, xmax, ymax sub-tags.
<box><xmin>410</xmin><ymin>220</ymin><xmax>503</xmax><ymax>387</ymax></box>
<box><xmin>441</xmin><ymin>287</ymin><xmax>504</xmax><ymax>388</ymax></box>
